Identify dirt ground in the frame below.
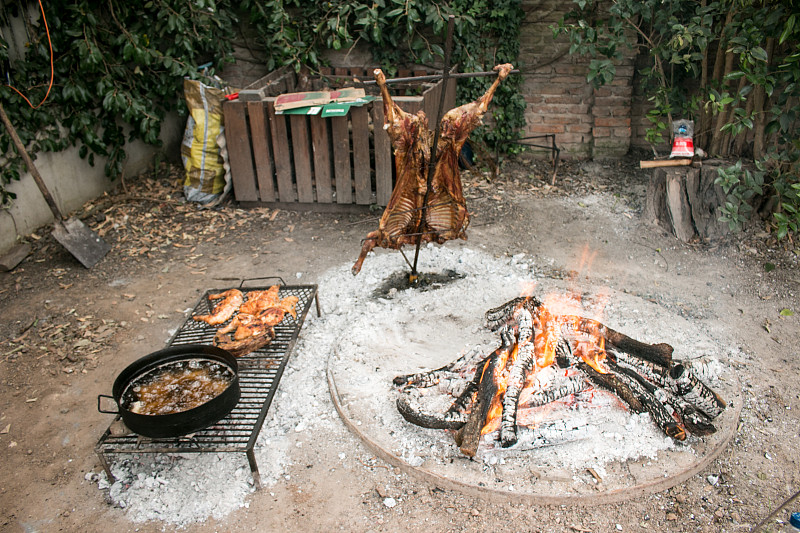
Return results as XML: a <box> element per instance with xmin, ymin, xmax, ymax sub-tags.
<box><xmin>0</xmin><ymin>153</ymin><xmax>798</xmax><ymax>533</ymax></box>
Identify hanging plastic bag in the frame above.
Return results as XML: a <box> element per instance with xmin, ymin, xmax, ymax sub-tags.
<box><xmin>181</xmin><ymin>78</ymin><xmax>228</xmax><ymax>204</ymax></box>
<box><xmin>670</xmin><ymin>119</ymin><xmax>695</xmax><ymax>158</ymax></box>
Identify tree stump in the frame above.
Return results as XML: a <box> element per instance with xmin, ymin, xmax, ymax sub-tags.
<box><xmin>644</xmin><ymin>164</ymin><xmax>729</xmax><ymax>242</ymax></box>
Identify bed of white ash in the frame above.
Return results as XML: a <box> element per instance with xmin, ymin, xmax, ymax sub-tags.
<box><xmin>327</xmin><ymin>245</ymin><xmax>741</xmax><ymax>502</ymax></box>
<box><xmin>88</xmin><ymin>244</ymin><xmax>740</xmax><ymax>525</ymax></box>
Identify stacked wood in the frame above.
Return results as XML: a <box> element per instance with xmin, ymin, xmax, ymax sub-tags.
<box><xmin>394</xmin><ymin>296</ymin><xmax>726</xmax><ymax>457</ymax></box>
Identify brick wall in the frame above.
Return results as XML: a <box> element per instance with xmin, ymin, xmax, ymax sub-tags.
<box><xmin>519</xmin><ymin>0</ymin><xmax>637</xmax><ymax>159</ymax></box>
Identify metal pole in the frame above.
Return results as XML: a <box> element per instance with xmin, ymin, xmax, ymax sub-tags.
<box><xmin>360</xmin><ymin>69</ymin><xmax>520</xmax><ymax>85</ymax></box>
<box><xmin>409</xmin><ymin>14</ymin><xmax>455</xmax><ymax>283</ymax></box>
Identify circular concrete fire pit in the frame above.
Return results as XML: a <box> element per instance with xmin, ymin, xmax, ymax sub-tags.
<box><xmin>327</xmin><ymin>271</ymin><xmax>741</xmax><ymax>505</ymax></box>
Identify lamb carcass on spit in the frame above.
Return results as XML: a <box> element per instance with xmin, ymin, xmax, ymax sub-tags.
<box><xmin>352</xmin><ymin>63</ymin><xmax>514</xmax><ymax>275</ymax></box>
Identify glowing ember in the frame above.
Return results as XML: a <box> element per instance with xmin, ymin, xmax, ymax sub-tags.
<box><xmin>396</xmin><ymin>292</ymin><xmax>726</xmax><ymax>456</ymax></box>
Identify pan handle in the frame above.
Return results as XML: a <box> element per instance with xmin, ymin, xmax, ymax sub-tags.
<box><xmin>238</xmin><ymin>276</ymin><xmax>286</xmax><ymax>288</ymax></box>
<box><xmin>97</xmin><ymin>394</ymin><xmax>119</xmax><ymax>414</ymax></box>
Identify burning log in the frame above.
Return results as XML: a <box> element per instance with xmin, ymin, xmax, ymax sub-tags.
<box><xmin>394</xmin><ymin>295</ymin><xmax>727</xmax><ymax>456</ymax></box>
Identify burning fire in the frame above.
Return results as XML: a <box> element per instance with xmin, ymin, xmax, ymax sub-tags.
<box><xmin>395</xmin><ymin>248</ymin><xmax>727</xmax><ymax>455</ymax></box>
<box><xmin>479</xmin><ymin>285</ymin><xmax>612</xmax><ymax>436</ymax></box>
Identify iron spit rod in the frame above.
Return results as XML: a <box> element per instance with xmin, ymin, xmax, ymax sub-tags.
<box><xmin>360</xmin><ymin>69</ymin><xmax>520</xmax><ymax>85</ymax></box>
<box><xmin>410</xmin><ymin>14</ymin><xmax>455</xmax><ymax>280</ymax></box>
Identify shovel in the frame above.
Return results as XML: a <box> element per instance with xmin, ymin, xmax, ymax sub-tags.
<box><xmin>0</xmin><ymin>103</ymin><xmax>110</xmax><ymax>268</ymax></box>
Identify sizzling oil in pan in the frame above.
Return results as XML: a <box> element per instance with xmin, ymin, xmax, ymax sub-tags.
<box><xmin>122</xmin><ymin>359</ymin><xmax>235</xmax><ymax>416</ymax></box>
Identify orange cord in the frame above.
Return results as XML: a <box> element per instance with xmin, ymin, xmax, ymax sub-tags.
<box><xmin>3</xmin><ymin>0</ymin><xmax>53</xmax><ymax>109</ymax></box>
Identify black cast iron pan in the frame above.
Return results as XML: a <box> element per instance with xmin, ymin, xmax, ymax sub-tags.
<box><xmin>98</xmin><ymin>344</ymin><xmax>240</xmax><ymax>438</ymax></box>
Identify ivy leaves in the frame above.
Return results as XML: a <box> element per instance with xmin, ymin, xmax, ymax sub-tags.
<box><xmin>239</xmin><ymin>0</ymin><xmax>524</xmax><ymax>151</ymax></box>
<box><xmin>0</xmin><ymin>0</ymin><xmax>236</xmax><ymax>205</ymax></box>
<box><xmin>1</xmin><ymin>0</ymin><xmax>527</xmax><ymax>209</ymax></box>
<box><xmin>555</xmin><ymin>0</ymin><xmax>800</xmax><ymax>241</ymax></box>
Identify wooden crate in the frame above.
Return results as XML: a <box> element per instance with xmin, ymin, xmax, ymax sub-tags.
<box><xmin>223</xmin><ymin>67</ymin><xmax>456</xmax><ymax>209</ymax></box>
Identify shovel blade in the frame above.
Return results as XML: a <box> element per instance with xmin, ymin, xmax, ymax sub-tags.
<box><xmin>51</xmin><ymin>217</ymin><xmax>110</xmax><ymax>268</ymax></box>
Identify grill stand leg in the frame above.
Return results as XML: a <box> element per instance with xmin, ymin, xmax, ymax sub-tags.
<box><xmin>96</xmin><ymin>449</ymin><xmax>116</xmax><ymax>485</ymax></box>
<box><xmin>247</xmin><ymin>449</ymin><xmax>262</xmax><ymax>490</ymax></box>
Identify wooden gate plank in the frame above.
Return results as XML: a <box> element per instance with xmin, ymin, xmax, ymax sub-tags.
<box><xmin>309</xmin><ymin>115</ymin><xmax>333</xmax><ymax>203</ymax></box>
<box><xmin>351</xmin><ymin>106</ymin><xmax>371</xmax><ymax>205</ymax></box>
<box><xmin>247</xmin><ymin>101</ymin><xmax>276</xmax><ymax>202</ymax></box>
<box><xmin>423</xmin><ymin>82</ymin><xmax>439</xmax><ymax>125</ymax></box>
<box><xmin>266</xmin><ymin>100</ymin><xmax>296</xmax><ymax>203</ymax></box>
<box><xmin>330</xmin><ymin>116</ymin><xmax>352</xmax><ymax>204</ymax></box>
<box><xmin>372</xmin><ymin>101</ymin><xmax>393</xmax><ymax>206</ymax></box>
<box><xmin>290</xmin><ymin>115</ymin><xmax>314</xmax><ymax>203</ymax></box>
<box><xmin>223</xmin><ymin>101</ymin><xmax>258</xmax><ymax>202</ymax></box>
<box><xmin>396</xmin><ymin>97</ymin><xmax>422</xmax><ymax>115</ymax></box>
<box><xmin>444</xmin><ymin>75</ymin><xmax>457</xmax><ymax>112</ymax></box>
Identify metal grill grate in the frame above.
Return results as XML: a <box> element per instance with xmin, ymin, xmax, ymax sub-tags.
<box><xmin>95</xmin><ymin>281</ymin><xmax>319</xmax><ymax>489</ymax></box>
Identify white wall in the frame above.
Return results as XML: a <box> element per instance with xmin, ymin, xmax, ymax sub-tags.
<box><xmin>0</xmin><ymin>114</ymin><xmax>183</xmax><ymax>255</ymax></box>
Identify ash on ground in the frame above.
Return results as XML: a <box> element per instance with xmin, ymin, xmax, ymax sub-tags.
<box><xmin>372</xmin><ymin>268</ymin><xmax>465</xmax><ymax>298</ymax></box>
<box><xmin>89</xmin><ymin>244</ymin><xmax>737</xmax><ymax>525</ymax></box>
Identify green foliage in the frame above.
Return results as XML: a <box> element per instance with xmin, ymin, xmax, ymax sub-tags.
<box><xmin>0</xmin><ymin>0</ymin><xmax>237</xmax><ymax>206</ymax></box>
<box><xmin>240</xmin><ymin>1</ymin><xmax>462</xmax><ymax>74</ymax></box>
<box><xmin>449</xmin><ymin>0</ymin><xmax>526</xmax><ymax>150</ymax></box>
<box><xmin>554</xmin><ymin>0</ymin><xmax>717</xmax><ymax>143</ymax></box>
<box><xmin>240</xmin><ymin>0</ymin><xmax>526</xmax><ymax>150</ymax></box>
<box><xmin>1</xmin><ymin>1</ymin><xmax>526</xmax><ymax>208</ymax></box>
<box><xmin>554</xmin><ymin>0</ymin><xmax>800</xmax><ymax>241</ymax></box>
<box><xmin>714</xmin><ymin>160</ymin><xmax>764</xmax><ymax>231</ymax></box>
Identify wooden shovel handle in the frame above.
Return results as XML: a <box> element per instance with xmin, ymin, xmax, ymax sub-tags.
<box><xmin>639</xmin><ymin>158</ymin><xmax>693</xmax><ymax>169</ymax></box>
<box><xmin>0</xmin><ymin>103</ymin><xmax>63</xmax><ymax>220</ymax></box>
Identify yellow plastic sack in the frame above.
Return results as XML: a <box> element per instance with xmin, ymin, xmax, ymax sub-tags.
<box><xmin>181</xmin><ymin>79</ymin><xmax>226</xmax><ymax>203</ymax></box>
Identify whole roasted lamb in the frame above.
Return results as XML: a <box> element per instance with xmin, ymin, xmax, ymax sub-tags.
<box><xmin>352</xmin><ymin>63</ymin><xmax>514</xmax><ymax>275</ymax></box>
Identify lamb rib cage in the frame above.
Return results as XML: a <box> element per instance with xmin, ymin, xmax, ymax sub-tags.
<box><xmin>95</xmin><ymin>282</ymin><xmax>319</xmax><ymax>490</ymax></box>
<box><xmin>395</xmin><ymin>295</ymin><xmax>727</xmax><ymax>457</ymax></box>
<box><xmin>352</xmin><ymin>64</ymin><xmax>514</xmax><ymax>275</ymax></box>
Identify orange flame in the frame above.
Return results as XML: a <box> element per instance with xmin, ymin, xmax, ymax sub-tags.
<box><xmin>480</xmin><ymin>344</ymin><xmax>515</xmax><ymax>435</ymax></box>
<box><xmin>479</xmin><ymin>280</ymin><xmax>612</xmax><ymax>435</ymax></box>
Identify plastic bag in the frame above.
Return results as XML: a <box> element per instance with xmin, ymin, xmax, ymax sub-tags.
<box><xmin>670</xmin><ymin>119</ymin><xmax>695</xmax><ymax>158</ymax></box>
<box><xmin>181</xmin><ymin>78</ymin><xmax>229</xmax><ymax>204</ymax></box>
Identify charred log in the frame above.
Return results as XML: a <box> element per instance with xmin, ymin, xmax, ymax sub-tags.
<box><xmin>561</xmin><ymin>316</ymin><xmax>673</xmax><ymax>369</ymax></box>
<box><xmin>454</xmin><ymin>394</ymin><xmax>485</xmax><ymax>457</ymax></box>
<box><xmin>669</xmin><ymin>394</ymin><xmax>717</xmax><ymax>436</ymax></box>
<box><xmin>396</xmin><ymin>395</ymin><xmax>468</xmax><ymax>430</ymax></box>
<box><xmin>455</xmin><ymin>355</ymin><xmax>499</xmax><ymax>457</ymax></box>
<box><xmin>670</xmin><ymin>363</ymin><xmax>726</xmax><ymax>419</ymax></box>
<box><xmin>393</xmin><ymin>347</ymin><xmax>488</xmax><ymax>389</ymax></box>
<box><xmin>577</xmin><ymin>361</ymin><xmax>643</xmax><ymax>412</ymax></box>
<box><xmin>520</xmin><ymin>375</ymin><xmax>589</xmax><ymax>408</ymax></box>
<box><xmin>394</xmin><ymin>296</ymin><xmax>726</xmax><ymax>456</ymax></box>
<box><xmin>609</xmin><ymin>351</ymin><xmax>717</xmax><ymax>437</ymax></box>
<box><xmin>500</xmin><ymin>309</ymin><xmax>536</xmax><ymax>448</ymax></box>
<box><xmin>607</xmin><ymin>347</ymin><xmax>670</xmax><ymax>382</ymax></box>
<box><xmin>396</xmin><ymin>350</ymin><xmax>491</xmax><ymax>430</ymax></box>
<box><xmin>445</xmin><ymin>353</ymin><xmax>492</xmax><ymax>417</ymax></box>
<box><xmin>609</xmin><ymin>361</ymin><xmax>686</xmax><ymax>440</ymax></box>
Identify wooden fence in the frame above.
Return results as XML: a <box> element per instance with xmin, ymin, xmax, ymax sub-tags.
<box><xmin>223</xmin><ymin>67</ymin><xmax>456</xmax><ymax>209</ymax></box>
